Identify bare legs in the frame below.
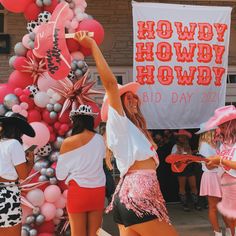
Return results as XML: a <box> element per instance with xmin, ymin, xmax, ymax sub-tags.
<box><xmin>68</xmin><ymin>210</ymin><xmax>103</xmax><ymax>236</ymax></box>
<box><xmin>208</xmin><ymin>196</ymin><xmax>221</xmax><ymax>232</ymax></box>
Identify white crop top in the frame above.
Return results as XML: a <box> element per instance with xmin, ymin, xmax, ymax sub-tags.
<box><xmin>0</xmin><ymin>139</ymin><xmax>26</xmax><ymax>180</ymax></box>
<box><xmin>56</xmin><ymin>133</ymin><xmax>106</xmax><ymax>188</ymax></box>
<box><xmin>106</xmin><ymin>106</ymin><xmax>159</xmax><ymax>177</ymax></box>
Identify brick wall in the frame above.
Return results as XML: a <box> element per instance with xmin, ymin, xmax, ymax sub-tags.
<box><xmin>0</xmin><ymin>0</ymin><xmax>236</xmax><ymax>82</ymax></box>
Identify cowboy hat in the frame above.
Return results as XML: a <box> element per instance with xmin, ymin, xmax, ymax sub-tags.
<box><xmin>195</xmin><ymin>122</ymin><xmax>217</xmax><ymax>135</ymax></box>
<box><xmin>101</xmin><ymin>82</ymin><xmax>141</xmax><ymax>122</ymax></box>
<box><xmin>206</xmin><ymin>105</ymin><xmax>236</xmax><ymax>129</ymax></box>
<box><xmin>174</xmin><ymin>129</ymin><xmax>192</xmax><ymax>138</ymax></box>
<box><xmin>0</xmin><ymin>113</ymin><xmax>35</xmax><ymax>137</ymax></box>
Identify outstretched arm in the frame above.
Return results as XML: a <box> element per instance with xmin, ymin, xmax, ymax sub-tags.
<box><xmin>74</xmin><ymin>31</ymin><xmax>124</xmax><ymax>116</ymax></box>
<box><xmin>207</xmin><ymin>155</ymin><xmax>236</xmax><ymax>170</ymax></box>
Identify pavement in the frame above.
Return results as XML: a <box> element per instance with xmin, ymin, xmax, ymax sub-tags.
<box><xmin>102</xmin><ymin>203</ymin><xmax>226</xmax><ymax>236</ymax></box>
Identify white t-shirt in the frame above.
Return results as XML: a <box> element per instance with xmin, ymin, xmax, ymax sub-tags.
<box><xmin>199</xmin><ymin>142</ymin><xmax>218</xmax><ymax>173</ymax></box>
<box><xmin>106</xmin><ymin>106</ymin><xmax>159</xmax><ymax>177</ymax></box>
<box><xmin>56</xmin><ymin>133</ymin><xmax>106</xmax><ymax>188</ymax></box>
<box><xmin>0</xmin><ymin>139</ymin><xmax>26</xmax><ymax>180</ymax></box>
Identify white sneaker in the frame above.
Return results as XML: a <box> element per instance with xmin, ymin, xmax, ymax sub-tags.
<box><xmin>225</xmin><ymin>228</ymin><xmax>232</xmax><ymax>236</ymax></box>
<box><xmin>214</xmin><ymin>231</ymin><xmax>222</xmax><ymax>236</ymax></box>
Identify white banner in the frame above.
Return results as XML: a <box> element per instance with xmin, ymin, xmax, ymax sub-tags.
<box><xmin>132</xmin><ymin>1</ymin><xmax>232</xmax><ymax>129</ymax></box>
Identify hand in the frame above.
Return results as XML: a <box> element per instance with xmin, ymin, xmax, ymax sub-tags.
<box><xmin>26</xmin><ymin>151</ymin><xmax>35</xmax><ymax>163</ymax></box>
<box><xmin>74</xmin><ymin>31</ymin><xmax>95</xmax><ymax>49</ymax></box>
<box><xmin>206</xmin><ymin>156</ymin><xmax>220</xmax><ymax>168</ymax></box>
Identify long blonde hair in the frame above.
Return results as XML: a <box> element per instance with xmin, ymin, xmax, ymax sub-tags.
<box><xmin>220</xmin><ymin>119</ymin><xmax>236</xmax><ymax>145</ymax></box>
<box><xmin>121</xmin><ymin>93</ymin><xmax>154</xmax><ymax>144</ymax></box>
<box><xmin>198</xmin><ymin>130</ymin><xmax>216</xmax><ymax>149</ymax></box>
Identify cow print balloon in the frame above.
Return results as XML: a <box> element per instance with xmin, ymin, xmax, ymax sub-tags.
<box><xmin>37</xmin><ymin>143</ymin><xmax>52</xmax><ymax>157</ymax></box>
<box><xmin>27</xmin><ymin>21</ymin><xmax>39</xmax><ymax>33</ymax></box>
<box><xmin>38</xmin><ymin>11</ymin><xmax>51</xmax><ymax>24</ymax></box>
<box><xmin>26</xmin><ymin>85</ymin><xmax>39</xmax><ymax>97</ymax></box>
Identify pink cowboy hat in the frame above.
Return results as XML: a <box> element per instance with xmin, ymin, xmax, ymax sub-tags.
<box><xmin>101</xmin><ymin>82</ymin><xmax>141</xmax><ymax>122</ymax></box>
<box><xmin>195</xmin><ymin>122</ymin><xmax>217</xmax><ymax>135</ymax></box>
<box><xmin>206</xmin><ymin>105</ymin><xmax>236</xmax><ymax>129</ymax></box>
<box><xmin>174</xmin><ymin>129</ymin><xmax>192</xmax><ymax>138</ymax></box>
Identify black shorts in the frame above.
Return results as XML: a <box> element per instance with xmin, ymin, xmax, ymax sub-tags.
<box><xmin>112</xmin><ymin>194</ymin><xmax>157</xmax><ymax>227</ymax></box>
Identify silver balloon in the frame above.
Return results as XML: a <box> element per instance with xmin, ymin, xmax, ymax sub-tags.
<box><xmin>46</xmin><ymin>103</ymin><xmax>54</xmax><ymax>112</ymax></box>
<box><xmin>40</xmin><ymin>167</ymin><xmax>47</xmax><ymax>175</ymax></box>
<box><xmin>38</xmin><ymin>175</ymin><xmax>48</xmax><ymax>182</ymax></box>
<box><xmin>34</xmin><ymin>159</ymin><xmax>50</xmax><ymax>171</ymax></box>
<box><xmin>32</xmin><ymin>207</ymin><xmax>40</xmax><ymax>215</ymax></box>
<box><xmin>53</xmin><ymin>136</ymin><xmax>64</xmax><ymax>150</ymax></box>
<box><xmin>49</xmin><ymin>111</ymin><xmax>57</xmax><ymax>119</ymax></box>
<box><xmin>49</xmin><ymin>151</ymin><xmax>59</xmax><ymax>162</ymax></box>
<box><xmin>9</xmin><ymin>55</ymin><xmax>18</xmax><ymax>68</ymax></box>
<box><xmin>46</xmin><ymin>167</ymin><xmax>54</xmax><ymax>177</ymax></box>
<box><xmin>29</xmin><ymin>32</ymin><xmax>36</xmax><ymax>41</ymax></box>
<box><xmin>14</xmin><ymin>42</ymin><xmax>27</xmax><ymax>56</ymax></box>
<box><xmin>75</xmin><ymin>69</ymin><xmax>83</xmax><ymax>77</ymax></box>
<box><xmin>25</xmin><ymin>215</ymin><xmax>35</xmax><ymax>224</ymax></box>
<box><xmin>35</xmin><ymin>214</ymin><xmax>45</xmax><ymax>225</ymax></box>
<box><xmin>22</xmin><ymin>224</ymin><xmax>31</xmax><ymax>231</ymax></box>
<box><xmin>3</xmin><ymin>94</ymin><xmax>19</xmax><ymax>109</ymax></box>
<box><xmin>36</xmin><ymin>0</ymin><xmax>43</xmax><ymax>7</ymax></box>
<box><xmin>53</xmin><ymin>103</ymin><xmax>62</xmax><ymax>112</ymax></box>
<box><xmin>21</xmin><ymin>228</ymin><xmax>29</xmax><ymax>236</ymax></box>
<box><xmin>66</xmin><ymin>129</ymin><xmax>72</xmax><ymax>137</ymax></box>
<box><xmin>28</xmin><ymin>41</ymin><xmax>35</xmax><ymax>49</ymax></box>
<box><xmin>43</xmin><ymin>0</ymin><xmax>52</xmax><ymax>6</ymax></box>
<box><xmin>0</xmin><ymin>104</ymin><xmax>7</xmax><ymax>115</ymax></box>
<box><xmin>71</xmin><ymin>61</ymin><xmax>77</xmax><ymax>71</ymax></box>
<box><xmin>82</xmin><ymin>66</ymin><xmax>88</xmax><ymax>74</ymax></box>
<box><xmin>49</xmin><ymin>177</ymin><xmax>58</xmax><ymax>185</ymax></box>
<box><xmin>29</xmin><ymin>229</ymin><xmax>37</xmax><ymax>236</ymax></box>
<box><xmin>77</xmin><ymin>60</ymin><xmax>85</xmax><ymax>69</ymax></box>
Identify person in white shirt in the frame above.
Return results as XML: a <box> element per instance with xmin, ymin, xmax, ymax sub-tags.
<box><xmin>56</xmin><ymin>104</ymin><xmax>106</xmax><ymax>236</ymax></box>
<box><xmin>0</xmin><ymin>113</ymin><xmax>35</xmax><ymax>236</ymax></box>
<box><xmin>74</xmin><ymin>31</ymin><xmax>178</xmax><ymax>236</ymax></box>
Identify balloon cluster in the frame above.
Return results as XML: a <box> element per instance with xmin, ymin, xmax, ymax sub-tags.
<box><xmin>0</xmin><ymin>0</ymin><xmax>105</xmax><ymax>235</ymax></box>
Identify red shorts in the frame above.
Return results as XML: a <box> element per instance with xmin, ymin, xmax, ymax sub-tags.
<box><xmin>67</xmin><ymin>180</ymin><xmax>105</xmax><ymax>213</ymax></box>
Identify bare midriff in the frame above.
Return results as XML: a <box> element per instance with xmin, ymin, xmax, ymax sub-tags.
<box><xmin>0</xmin><ymin>176</ymin><xmax>16</xmax><ymax>182</ymax></box>
<box><xmin>128</xmin><ymin>157</ymin><xmax>156</xmax><ymax>171</ymax></box>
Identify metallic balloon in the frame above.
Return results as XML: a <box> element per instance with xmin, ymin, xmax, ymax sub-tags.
<box><xmin>9</xmin><ymin>55</ymin><xmax>18</xmax><ymax>68</ymax></box>
<box><xmin>35</xmin><ymin>214</ymin><xmax>45</xmax><ymax>225</ymax></box>
<box><xmin>34</xmin><ymin>159</ymin><xmax>50</xmax><ymax>171</ymax></box>
<box><xmin>46</xmin><ymin>167</ymin><xmax>54</xmax><ymax>177</ymax></box>
<box><xmin>53</xmin><ymin>103</ymin><xmax>62</xmax><ymax>112</ymax></box>
<box><xmin>40</xmin><ymin>167</ymin><xmax>47</xmax><ymax>175</ymax></box>
<box><xmin>3</xmin><ymin>94</ymin><xmax>19</xmax><ymax>109</ymax></box>
<box><xmin>49</xmin><ymin>177</ymin><xmax>58</xmax><ymax>185</ymax></box>
<box><xmin>66</xmin><ymin>129</ymin><xmax>72</xmax><ymax>138</ymax></box>
<box><xmin>71</xmin><ymin>61</ymin><xmax>77</xmax><ymax>71</ymax></box>
<box><xmin>29</xmin><ymin>229</ymin><xmax>37</xmax><ymax>236</ymax></box>
<box><xmin>43</xmin><ymin>0</ymin><xmax>52</xmax><ymax>6</ymax></box>
<box><xmin>82</xmin><ymin>66</ymin><xmax>88</xmax><ymax>74</ymax></box>
<box><xmin>38</xmin><ymin>175</ymin><xmax>48</xmax><ymax>182</ymax></box>
<box><xmin>14</xmin><ymin>42</ymin><xmax>27</xmax><ymax>56</ymax></box>
<box><xmin>53</xmin><ymin>136</ymin><xmax>65</xmax><ymax>150</ymax></box>
<box><xmin>0</xmin><ymin>104</ymin><xmax>7</xmax><ymax>116</ymax></box>
<box><xmin>75</xmin><ymin>69</ymin><xmax>83</xmax><ymax>77</ymax></box>
<box><xmin>77</xmin><ymin>60</ymin><xmax>85</xmax><ymax>69</ymax></box>
<box><xmin>32</xmin><ymin>207</ymin><xmax>41</xmax><ymax>215</ymax></box>
<box><xmin>46</xmin><ymin>103</ymin><xmax>54</xmax><ymax>112</ymax></box>
<box><xmin>49</xmin><ymin>151</ymin><xmax>59</xmax><ymax>162</ymax></box>
<box><xmin>49</xmin><ymin>111</ymin><xmax>57</xmax><ymax>119</ymax></box>
<box><xmin>25</xmin><ymin>215</ymin><xmax>35</xmax><ymax>225</ymax></box>
<box><xmin>36</xmin><ymin>0</ymin><xmax>43</xmax><ymax>7</ymax></box>
<box><xmin>22</xmin><ymin>224</ymin><xmax>31</xmax><ymax>231</ymax></box>
<box><xmin>21</xmin><ymin>228</ymin><xmax>30</xmax><ymax>236</ymax></box>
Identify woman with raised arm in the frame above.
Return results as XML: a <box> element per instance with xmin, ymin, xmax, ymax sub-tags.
<box><xmin>75</xmin><ymin>31</ymin><xmax>178</xmax><ymax>236</ymax></box>
<box><xmin>0</xmin><ymin>113</ymin><xmax>35</xmax><ymax>236</ymax></box>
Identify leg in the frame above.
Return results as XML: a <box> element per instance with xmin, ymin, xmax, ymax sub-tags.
<box><xmin>129</xmin><ymin>219</ymin><xmax>179</xmax><ymax>236</ymax></box>
<box><xmin>178</xmin><ymin>176</ymin><xmax>187</xmax><ymax>194</ymax></box>
<box><xmin>118</xmin><ymin>224</ymin><xmax>140</xmax><ymax>236</ymax></box>
<box><xmin>68</xmin><ymin>212</ymin><xmax>87</xmax><ymax>236</ymax></box>
<box><xmin>188</xmin><ymin>175</ymin><xmax>201</xmax><ymax>210</ymax></box>
<box><xmin>207</xmin><ymin>196</ymin><xmax>221</xmax><ymax>232</ymax></box>
<box><xmin>87</xmin><ymin>210</ymin><xmax>103</xmax><ymax>236</ymax></box>
<box><xmin>0</xmin><ymin>223</ymin><xmax>21</xmax><ymax>236</ymax></box>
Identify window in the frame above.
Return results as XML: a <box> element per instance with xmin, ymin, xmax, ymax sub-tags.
<box><xmin>96</xmin><ymin>75</ymin><xmax>123</xmax><ymax>86</ymax></box>
<box><xmin>227</xmin><ymin>74</ymin><xmax>236</xmax><ymax>84</ymax></box>
<box><xmin>0</xmin><ymin>4</ymin><xmax>5</xmax><ymax>33</ymax></box>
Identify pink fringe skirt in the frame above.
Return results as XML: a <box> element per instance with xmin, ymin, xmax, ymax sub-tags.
<box><xmin>200</xmin><ymin>172</ymin><xmax>222</xmax><ymax>198</ymax></box>
<box><xmin>106</xmin><ymin>169</ymin><xmax>170</xmax><ymax>223</ymax></box>
<box><xmin>217</xmin><ymin>173</ymin><xmax>236</xmax><ymax>219</ymax></box>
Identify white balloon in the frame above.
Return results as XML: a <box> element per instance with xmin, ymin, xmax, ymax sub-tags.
<box><xmin>52</xmin><ymin>93</ymin><xmax>61</xmax><ymax>102</ymax></box>
<box><xmin>34</xmin><ymin>92</ymin><xmax>50</xmax><ymax>108</ymax></box>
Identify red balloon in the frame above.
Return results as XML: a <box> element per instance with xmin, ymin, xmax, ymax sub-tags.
<box><xmin>58</xmin><ymin>110</ymin><xmax>70</xmax><ymax>124</ymax></box>
<box><xmin>8</xmin><ymin>70</ymin><xmax>33</xmax><ymax>89</ymax></box>
<box><xmin>27</xmin><ymin>99</ymin><xmax>35</xmax><ymax>110</ymax></box>
<box><xmin>0</xmin><ymin>83</ymin><xmax>15</xmax><ymax>103</ymax></box>
<box><xmin>49</xmin><ymin>133</ymin><xmax>56</xmax><ymax>142</ymax></box>
<box><xmin>77</xmin><ymin>19</ymin><xmax>105</xmax><ymax>45</ymax></box>
<box><xmin>66</xmin><ymin>38</ymin><xmax>81</xmax><ymax>53</ymax></box>
<box><xmin>43</xmin><ymin>0</ymin><xmax>58</xmax><ymax>13</ymax></box>
<box><xmin>24</xmin><ymin>3</ymin><xmax>42</xmax><ymax>21</ymax></box>
<box><xmin>1</xmin><ymin>0</ymin><xmax>33</xmax><ymax>13</ymax></box>
<box><xmin>13</xmin><ymin>57</ymin><xmax>28</xmax><ymax>71</ymax></box>
<box><xmin>14</xmin><ymin>88</ymin><xmax>23</xmax><ymax>96</ymax></box>
<box><xmin>26</xmin><ymin>50</ymin><xmax>34</xmax><ymax>58</ymax></box>
<box><xmin>80</xmin><ymin>47</ymin><xmax>92</xmax><ymax>57</ymax></box>
<box><xmin>60</xmin><ymin>123</ymin><xmax>69</xmax><ymax>132</ymax></box>
<box><xmin>42</xmin><ymin>110</ymin><xmax>57</xmax><ymax>124</ymax></box>
<box><xmin>36</xmin><ymin>220</ymin><xmax>55</xmax><ymax>233</ymax></box>
<box><xmin>58</xmin><ymin>180</ymin><xmax>68</xmax><ymax>192</ymax></box>
<box><xmin>28</xmin><ymin>109</ymin><xmax>42</xmax><ymax>122</ymax></box>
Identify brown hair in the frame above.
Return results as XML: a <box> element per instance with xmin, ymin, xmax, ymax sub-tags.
<box><xmin>121</xmin><ymin>93</ymin><xmax>153</xmax><ymax>144</ymax></box>
<box><xmin>220</xmin><ymin>119</ymin><xmax>236</xmax><ymax>145</ymax></box>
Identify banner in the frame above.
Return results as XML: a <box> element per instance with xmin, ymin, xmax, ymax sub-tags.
<box><xmin>132</xmin><ymin>1</ymin><xmax>232</xmax><ymax>129</ymax></box>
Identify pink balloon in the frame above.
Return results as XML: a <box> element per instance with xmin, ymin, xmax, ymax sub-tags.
<box><xmin>12</xmin><ymin>105</ymin><xmax>21</xmax><ymax>113</ymax></box>
<box><xmin>13</xmin><ymin>56</ymin><xmax>28</xmax><ymax>70</ymax></box>
<box><xmin>26</xmin><ymin>188</ymin><xmax>45</xmax><ymax>207</ymax></box>
<box><xmin>55</xmin><ymin>196</ymin><xmax>66</xmax><ymax>209</ymax></box>
<box><xmin>21</xmin><ymin>204</ymin><xmax>33</xmax><ymax>224</ymax></box>
<box><xmin>8</xmin><ymin>70</ymin><xmax>33</xmax><ymax>89</ymax></box>
<box><xmin>0</xmin><ymin>83</ymin><xmax>15</xmax><ymax>103</ymax></box>
<box><xmin>22</xmin><ymin>34</ymin><xmax>31</xmax><ymax>49</ymax></box>
<box><xmin>71</xmin><ymin>51</ymin><xmax>85</xmax><ymax>61</ymax></box>
<box><xmin>1</xmin><ymin>0</ymin><xmax>33</xmax><ymax>13</ymax></box>
<box><xmin>37</xmin><ymin>72</ymin><xmax>64</xmax><ymax>92</ymax></box>
<box><xmin>63</xmin><ymin>190</ymin><xmax>68</xmax><ymax>199</ymax></box>
<box><xmin>22</xmin><ymin>122</ymin><xmax>50</xmax><ymax>147</ymax></box>
<box><xmin>40</xmin><ymin>203</ymin><xmax>56</xmax><ymax>221</ymax></box>
<box><xmin>44</xmin><ymin>185</ymin><xmax>61</xmax><ymax>203</ymax></box>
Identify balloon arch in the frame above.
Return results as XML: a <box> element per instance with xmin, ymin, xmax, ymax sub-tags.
<box><xmin>0</xmin><ymin>0</ymin><xmax>105</xmax><ymax>235</ymax></box>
